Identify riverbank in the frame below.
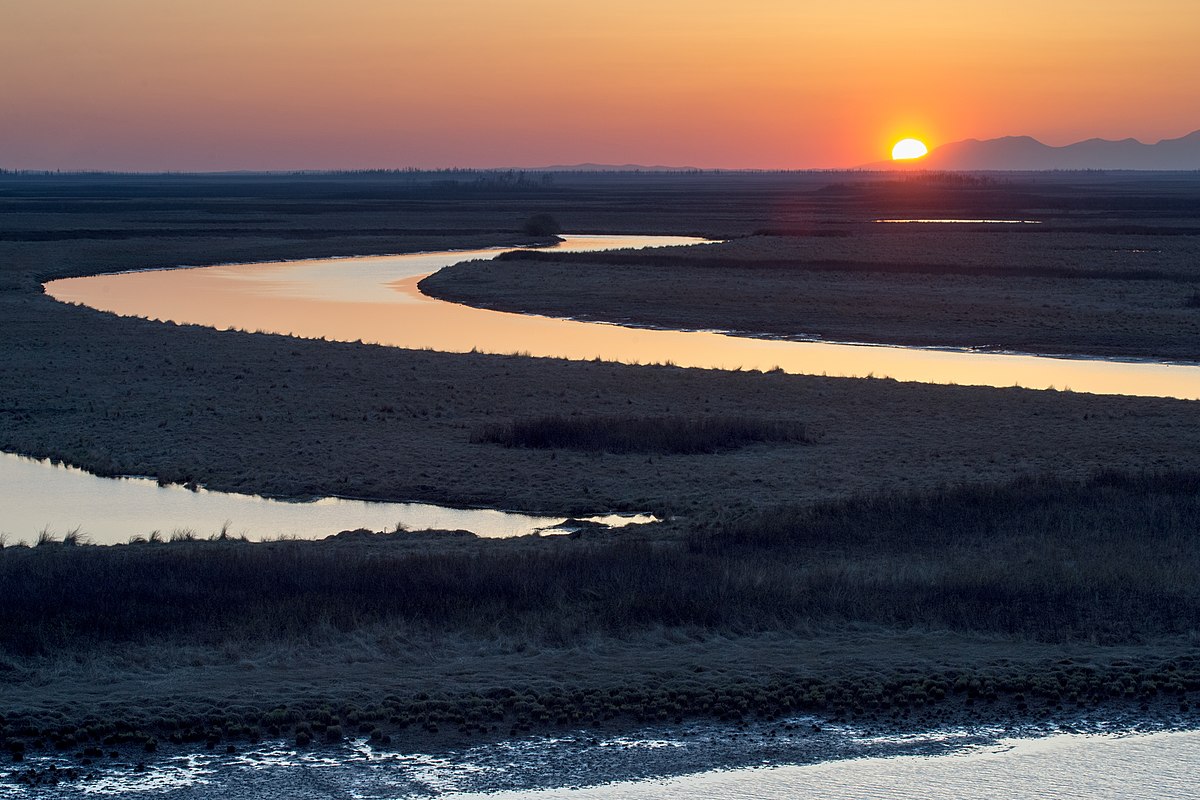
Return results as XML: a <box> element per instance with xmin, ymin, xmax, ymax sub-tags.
<box><xmin>7</xmin><ymin>696</ymin><xmax>1199</xmax><ymax>796</ymax></box>
<box><xmin>419</xmin><ymin>228</ymin><xmax>1200</xmax><ymax>362</ymax></box>
<box><xmin>4</xmin><ymin>470</ymin><xmax>1200</xmax><ymax>773</ymax></box>
<box><xmin>4</xmin><ymin>626</ymin><xmax>1200</xmax><ymax>791</ymax></box>
<box><xmin>7</xmin><ymin>288</ymin><xmax>1200</xmax><ymax>520</ymax></box>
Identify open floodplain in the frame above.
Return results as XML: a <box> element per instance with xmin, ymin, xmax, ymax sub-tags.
<box><xmin>3</xmin><ymin>171</ymin><xmax>1200</xmax><ymax>796</ymax></box>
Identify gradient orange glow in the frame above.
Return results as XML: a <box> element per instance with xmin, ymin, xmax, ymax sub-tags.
<box><xmin>2</xmin><ymin>1</ymin><xmax>1198</xmax><ymax>170</ymax></box>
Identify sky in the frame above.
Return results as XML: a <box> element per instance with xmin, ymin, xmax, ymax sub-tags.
<box><xmin>2</xmin><ymin>0</ymin><xmax>1198</xmax><ymax>171</ymax></box>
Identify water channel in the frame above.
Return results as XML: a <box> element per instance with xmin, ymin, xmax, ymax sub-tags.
<box><xmin>0</xmin><ymin>453</ymin><xmax>654</xmax><ymax>545</ymax></box>
<box><xmin>6</xmin><ymin>233</ymin><xmax>1199</xmax><ymax>792</ymax></box>
<box><xmin>44</xmin><ymin>234</ymin><xmax>1200</xmax><ymax>400</ymax></box>
<box><xmin>5</xmin><ymin>725</ymin><xmax>1196</xmax><ymax>798</ymax></box>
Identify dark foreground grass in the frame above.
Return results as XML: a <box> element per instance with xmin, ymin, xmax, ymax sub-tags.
<box><xmin>5</xmin><ymin>470</ymin><xmax>1200</xmax><ymax>759</ymax></box>
<box><xmin>470</xmin><ymin>414</ymin><xmax>811</xmax><ymax>454</ymax></box>
<box><xmin>3</xmin><ymin>470</ymin><xmax>1200</xmax><ymax>655</ymax></box>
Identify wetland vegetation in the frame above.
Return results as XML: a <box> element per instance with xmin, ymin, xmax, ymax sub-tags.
<box><xmin>470</xmin><ymin>414</ymin><xmax>811</xmax><ymax>453</ymax></box>
<box><xmin>424</xmin><ymin>226</ymin><xmax>1200</xmax><ymax>360</ymax></box>
<box><xmin>3</xmin><ymin>171</ymin><xmax>1200</xmax><ymax>766</ymax></box>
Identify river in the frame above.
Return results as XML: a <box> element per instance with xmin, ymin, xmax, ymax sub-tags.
<box><xmin>44</xmin><ymin>234</ymin><xmax>1200</xmax><ymax>400</ymax></box>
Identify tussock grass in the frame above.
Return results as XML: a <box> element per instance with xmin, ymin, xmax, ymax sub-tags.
<box><xmin>3</xmin><ymin>470</ymin><xmax>1200</xmax><ymax>654</ymax></box>
<box><xmin>471</xmin><ymin>414</ymin><xmax>811</xmax><ymax>454</ymax></box>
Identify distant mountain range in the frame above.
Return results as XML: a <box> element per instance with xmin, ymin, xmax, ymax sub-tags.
<box><xmin>871</xmin><ymin>130</ymin><xmax>1200</xmax><ymax>171</ymax></box>
<box><xmin>529</xmin><ymin>133</ymin><xmax>1200</xmax><ymax>172</ymax></box>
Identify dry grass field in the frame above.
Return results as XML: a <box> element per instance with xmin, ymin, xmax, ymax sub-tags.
<box><xmin>3</xmin><ymin>171</ymin><xmax>1200</xmax><ymax>759</ymax></box>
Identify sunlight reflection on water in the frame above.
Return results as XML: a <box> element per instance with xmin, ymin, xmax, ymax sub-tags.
<box><xmin>45</xmin><ymin>235</ymin><xmax>1200</xmax><ymax>400</ymax></box>
<box><xmin>0</xmin><ymin>453</ymin><xmax>655</xmax><ymax>544</ymax></box>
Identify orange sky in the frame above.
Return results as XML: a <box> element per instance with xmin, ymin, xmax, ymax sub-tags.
<box><xmin>2</xmin><ymin>0</ymin><xmax>1198</xmax><ymax>170</ymax></box>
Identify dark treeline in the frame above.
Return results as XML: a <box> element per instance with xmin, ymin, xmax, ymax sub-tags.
<box><xmin>4</xmin><ymin>470</ymin><xmax>1199</xmax><ymax>655</ymax></box>
<box><xmin>471</xmin><ymin>414</ymin><xmax>811</xmax><ymax>454</ymax></box>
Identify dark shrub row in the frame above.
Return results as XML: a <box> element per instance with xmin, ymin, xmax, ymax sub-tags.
<box><xmin>471</xmin><ymin>414</ymin><xmax>811</xmax><ymax>454</ymax></box>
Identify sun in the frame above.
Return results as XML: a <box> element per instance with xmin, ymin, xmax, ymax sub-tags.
<box><xmin>892</xmin><ymin>138</ymin><xmax>929</xmax><ymax>161</ymax></box>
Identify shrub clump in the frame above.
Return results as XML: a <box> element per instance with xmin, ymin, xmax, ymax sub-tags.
<box><xmin>470</xmin><ymin>414</ymin><xmax>811</xmax><ymax>454</ymax></box>
<box><xmin>521</xmin><ymin>213</ymin><xmax>562</xmax><ymax>237</ymax></box>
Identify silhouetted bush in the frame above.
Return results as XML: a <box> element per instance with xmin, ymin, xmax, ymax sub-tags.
<box><xmin>521</xmin><ymin>213</ymin><xmax>562</xmax><ymax>237</ymax></box>
<box><xmin>471</xmin><ymin>414</ymin><xmax>811</xmax><ymax>454</ymax></box>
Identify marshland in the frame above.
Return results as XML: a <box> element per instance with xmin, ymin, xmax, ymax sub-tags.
<box><xmin>3</xmin><ymin>171</ymin><xmax>1200</xmax><ymax>790</ymax></box>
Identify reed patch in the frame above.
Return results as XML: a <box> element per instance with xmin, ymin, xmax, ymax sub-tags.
<box><xmin>470</xmin><ymin>414</ymin><xmax>811</xmax><ymax>454</ymax></box>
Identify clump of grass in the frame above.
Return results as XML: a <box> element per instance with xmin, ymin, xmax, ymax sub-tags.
<box><xmin>471</xmin><ymin>414</ymin><xmax>811</xmax><ymax>454</ymax></box>
<box><xmin>1184</xmin><ymin>291</ymin><xmax>1200</xmax><ymax>308</ymax></box>
<box><xmin>211</xmin><ymin>521</ymin><xmax>247</xmax><ymax>542</ymax></box>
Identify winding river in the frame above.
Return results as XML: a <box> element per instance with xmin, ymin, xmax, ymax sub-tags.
<box><xmin>12</xmin><ymin>232</ymin><xmax>1199</xmax><ymax>540</ymax></box>
<box><xmin>44</xmin><ymin>234</ymin><xmax>1200</xmax><ymax>400</ymax></box>
<box><xmin>8</xmin><ymin>235</ymin><xmax>1200</xmax><ymax>793</ymax></box>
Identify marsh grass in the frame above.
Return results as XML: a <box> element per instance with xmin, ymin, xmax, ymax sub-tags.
<box><xmin>494</xmin><ymin>248</ymin><xmax>1194</xmax><ymax>283</ymax></box>
<box><xmin>471</xmin><ymin>414</ymin><xmax>811</xmax><ymax>454</ymax></box>
<box><xmin>3</xmin><ymin>470</ymin><xmax>1200</xmax><ymax>654</ymax></box>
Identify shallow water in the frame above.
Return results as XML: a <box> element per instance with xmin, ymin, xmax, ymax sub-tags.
<box><xmin>45</xmin><ymin>235</ymin><xmax>1200</xmax><ymax>400</ymax></box>
<box><xmin>457</xmin><ymin>730</ymin><xmax>1200</xmax><ymax>800</ymax></box>
<box><xmin>0</xmin><ymin>453</ymin><xmax>654</xmax><ymax>544</ymax></box>
<box><xmin>4</xmin><ymin>726</ymin><xmax>1197</xmax><ymax>799</ymax></box>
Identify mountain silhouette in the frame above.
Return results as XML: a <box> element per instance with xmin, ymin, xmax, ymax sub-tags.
<box><xmin>866</xmin><ymin>130</ymin><xmax>1200</xmax><ymax>170</ymax></box>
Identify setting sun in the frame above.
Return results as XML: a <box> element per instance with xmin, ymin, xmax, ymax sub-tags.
<box><xmin>892</xmin><ymin>138</ymin><xmax>929</xmax><ymax>160</ymax></box>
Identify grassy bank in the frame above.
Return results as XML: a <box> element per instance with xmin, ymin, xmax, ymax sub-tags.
<box><xmin>422</xmin><ymin>228</ymin><xmax>1200</xmax><ymax>360</ymax></box>
<box><xmin>4</xmin><ymin>653</ymin><xmax>1198</xmax><ymax>762</ymax></box>
<box><xmin>3</xmin><ymin>469</ymin><xmax>1200</xmax><ymax>755</ymax></box>
<box><xmin>4</xmin><ymin>470</ymin><xmax>1199</xmax><ymax>655</ymax></box>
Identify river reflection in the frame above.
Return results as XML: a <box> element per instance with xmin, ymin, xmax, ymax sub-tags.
<box><xmin>45</xmin><ymin>235</ymin><xmax>1200</xmax><ymax>400</ymax></box>
<box><xmin>447</xmin><ymin>730</ymin><xmax>1200</xmax><ymax>800</ymax></box>
<box><xmin>0</xmin><ymin>454</ymin><xmax>654</xmax><ymax>544</ymax></box>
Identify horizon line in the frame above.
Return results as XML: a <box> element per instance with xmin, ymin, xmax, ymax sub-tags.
<box><xmin>5</xmin><ymin>166</ymin><xmax>1200</xmax><ymax>177</ymax></box>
